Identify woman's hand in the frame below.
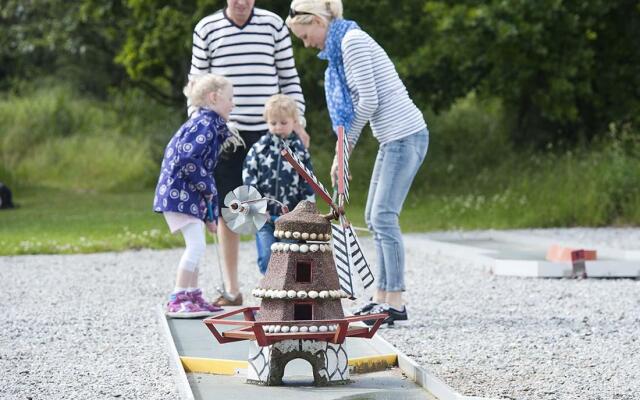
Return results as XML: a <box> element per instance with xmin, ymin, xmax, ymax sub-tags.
<box><xmin>206</xmin><ymin>220</ymin><xmax>217</xmax><ymax>234</ymax></box>
<box><xmin>330</xmin><ymin>155</ymin><xmax>339</xmax><ymax>188</ymax></box>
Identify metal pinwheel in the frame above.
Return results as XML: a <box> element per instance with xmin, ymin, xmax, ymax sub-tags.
<box><xmin>221</xmin><ymin>185</ymin><xmax>270</xmax><ymax>235</ymax></box>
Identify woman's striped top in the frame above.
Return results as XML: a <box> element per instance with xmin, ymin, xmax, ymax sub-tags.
<box><xmin>342</xmin><ymin>29</ymin><xmax>426</xmax><ymax>147</ymax></box>
<box><xmin>189</xmin><ymin>8</ymin><xmax>305</xmax><ymax>132</ymax></box>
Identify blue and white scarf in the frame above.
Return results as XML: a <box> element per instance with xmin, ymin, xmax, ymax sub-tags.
<box><xmin>318</xmin><ymin>19</ymin><xmax>360</xmax><ymax>135</ymax></box>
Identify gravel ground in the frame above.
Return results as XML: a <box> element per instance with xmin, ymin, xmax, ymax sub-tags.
<box><xmin>1</xmin><ymin>228</ymin><xmax>639</xmax><ymax>399</ymax></box>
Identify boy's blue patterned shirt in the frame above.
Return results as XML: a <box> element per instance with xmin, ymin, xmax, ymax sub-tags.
<box><xmin>153</xmin><ymin>108</ymin><xmax>229</xmax><ymax>221</ymax></box>
<box><xmin>242</xmin><ymin>133</ymin><xmax>315</xmax><ymax>216</ymax></box>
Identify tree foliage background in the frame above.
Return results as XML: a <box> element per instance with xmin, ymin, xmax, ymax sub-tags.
<box><xmin>1</xmin><ymin>0</ymin><xmax>639</xmax><ymax>146</ymax></box>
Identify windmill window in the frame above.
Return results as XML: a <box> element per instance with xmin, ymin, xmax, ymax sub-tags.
<box><xmin>295</xmin><ymin>261</ymin><xmax>312</xmax><ymax>283</ymax></box>
<box><xmin>293</xmin><ymin>303</ymin><xmax>313</xmax><ymax>320</ymax></box>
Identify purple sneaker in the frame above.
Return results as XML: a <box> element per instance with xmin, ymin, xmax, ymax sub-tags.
<box><xmin>189</xmin><ymin>289</ymin><xmax>223</xmax><ymax>313</ymax></box>
<box><xmin>166</xmin><ymin>291</ymin><xmax>214</xmax><ymax>319</ymax></box>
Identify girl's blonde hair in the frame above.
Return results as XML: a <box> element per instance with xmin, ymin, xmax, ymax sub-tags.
<box><xmin>183</xmin><ymin>74</ymin><xmax>231</xmax><ymax>108</ymax></box>
<box><xmin>184</xmin><ymin>74</ymin><xmax>245</xmax><ymax>152</ymax></box>
<box><xmin>285</xmin><ymin>0</ymin><xmax>343</xmax><ymax>27</ymax></box>
<box><xmin>263</xmin><ymin>94</ymin><xmax>300</xmax><ymax>122</ymax></box>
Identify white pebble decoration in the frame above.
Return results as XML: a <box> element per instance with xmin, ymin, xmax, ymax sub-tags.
<box><xmin>273</xmin><ymin>230</ymin><xmax>280</xmax><ymax>238</ymax></box>
<box><xmin>300</xmin><ymin>244</ymin><xmax>309</xmax><ymax>253</ymax></box>
<box><xmin>281</xmin><ymin>326</ymin><xmax>290</xmax><ymax>333</ymax></box>
<box><xmin>290</xmin><ymin>326</ymin><xmax>299</xmax><ymax>333</ymax></box>
<box><xmin>290</xmin><ymin>244</ymin><xmax>300</xmax><ymax>252</ymax></box>
<box><xmin>330</xmin><ymin>290</ymin><xmax>339</xmax><ymax>298</ymax></box>
<box><xmin>287</xmin><ymin>290</ymin><xmax>297</xmax><ymax>298</ymax></box>
<box><xmin>297</xmin><ymin>291</ymin><xmax>307</xmax><ymax>299</ymax></box>
<box><xmin>300</xmin><ymin>326</ymin><xmax>308</xmax><ymax>332</ymax></box>
<box><xmin>309</xmin><ymin>326</ymin><xmax>319</xmax><ymax>333</ymax></box>
<box><xmin>274</xmin><ymin>325</ymin><xmax>281</xmax><ymax>333</ymax></box>
<box><xmin>339</xmin><ymin>290</ymin><xmax>348</xmax><ymax>298</ymax></box>
<box><xmin>265</xmin><ymin>289</ymin><xmax>274</xmax><ymax>298</ymax></box>
<box><xmin>319</xmin><ymin>245</ymin><xmax>326</xmax><ymax>252</ymax></box>
<box><xmin>278</xmin><ymin>290</ymin><xmax>287</xmax><ymax>298</ymax></box>
<box><xmin>319</xmin><ymin>326</ymin><xmax>328</xmax><ymax>332</ymax></box>
<box><xmin>259</xmin><ymin>289</ymin><xmax>266</xmax><ymax>297</ymax></box>
<box><xmin>319</xmin><ymin>290</ymin><xmax>329</xmax><ymax>299</ymax></box>
<box><xmin>270</xmin><ymin>243</ymin><xmax>278</xmax><ymax>251</ymax></box>
<box><xmin>301</xmin><ymin>232</ymin><xmax>309</xmax><ymax>240</ymax></box>
<box><xmin>310</xmin><ymin>233</ymin><xmax>317</xmax><ymax>240</ymax></box>
<box><xmin>329</xmin><ymin>325</ymin><xmax>336</xmax><ymax>332</ymax></box>
<box><xmin>308</xmin><ymin>290</ymin><xmax>318</xmax><ymax>299</ymax></box>
<box><xmin>310</xmin><ymin>244</ymin><xmax>319</xmax><ymax>252</ymax></box>
<box><xmin>283</xmin><ymin>244</ymin><xmax>290</xmax><ymax>252</ymax></box>
<box><xmin>293</xmin><ymin>231</ymin><xmax>301</xmax><ymax>239</ymax></box>
<box><xmin>284</xmin><ymin>231</ymin><xmax>291</xmax><ymax>238</ymax></box>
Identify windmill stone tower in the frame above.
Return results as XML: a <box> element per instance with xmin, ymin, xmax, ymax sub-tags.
<box><xmin>248</xmin><ymin>200</ymin><xmax>351</xmax><ymax>385</ymax></box>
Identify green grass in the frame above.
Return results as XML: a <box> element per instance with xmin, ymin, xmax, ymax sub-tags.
<box><xmin>1</xmin><ymin>83</ymin><xmax>638</xmax><ymax>256</ymax></box>
<box><xmin>0</xmin><ymin>187</ymin><xmax>182</xmax><ymax>255</ymax></box>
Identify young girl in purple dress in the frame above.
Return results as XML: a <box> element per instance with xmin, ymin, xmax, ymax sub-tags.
<box><xmin>153</xmin><ymin>74</ymin><xmax>243</xmax><ymax>318</ymax></box>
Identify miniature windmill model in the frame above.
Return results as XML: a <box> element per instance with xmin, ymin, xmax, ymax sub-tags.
<box><xmin>280</xmin><ymin>126</ymin><xmax>374</xmax><ymax>299</ymax></box>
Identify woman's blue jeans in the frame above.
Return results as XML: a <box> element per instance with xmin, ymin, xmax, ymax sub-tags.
<box><xmin>364</xmin><ymin>128</ymin><xmax>429</xmax><ymax>292</ymax></box>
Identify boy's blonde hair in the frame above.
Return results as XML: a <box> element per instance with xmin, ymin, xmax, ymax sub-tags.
<box><xmin>286</xmin><ymin>0</ymin><xmax>343</xmax><ymax>27</ymax></box>
<box><xmin>263</xmin><ymin>94</ymin><xmax>300</xmax><ymax>122</ymax></box>
<box><xmin>184</xmin><ymin>74</ymin><xmax>232</xmax><ymax>108</ymax></box>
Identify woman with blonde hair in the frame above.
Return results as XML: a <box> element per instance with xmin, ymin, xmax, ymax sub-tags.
<box><xmin>287</xmin><ymin>0</ymin><xmax>429</xmax><ymax>325</ymax></box>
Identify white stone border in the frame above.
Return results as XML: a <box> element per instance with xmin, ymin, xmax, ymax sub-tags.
<box><xmin>155</xmin><ymin>305</ymin><xmax>195</xmax><ymax>400</ymax></box>
<box><xmin>274</xmin><ymin>230</ymin><xmax>331</xmax><ymax>241</ymax></box>
<box><xmin>270</xmin><ymin>242</ymin><xmax>332</xmax><ymax>253</ymax></box>
<box><xmin>260</xmin><ymin>324</ymin><xmax>337</xmax><ymax>333</ymax></box>
<box><xmin>252</xmin><ymin>288</ymin><xmax>348</xmax><ymax>300</ymax></box>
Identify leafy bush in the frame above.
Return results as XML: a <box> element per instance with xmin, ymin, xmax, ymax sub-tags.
<box><xmin>0</xmin><ymin>84</ymin><xmax>180</xmax><ymax>191</ymax></box>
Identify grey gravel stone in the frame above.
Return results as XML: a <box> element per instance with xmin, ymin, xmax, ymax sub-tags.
<box><xmin>1</xmin><ymin>228</ymin><xmax>638</xmax><ymax>399</ymax></box>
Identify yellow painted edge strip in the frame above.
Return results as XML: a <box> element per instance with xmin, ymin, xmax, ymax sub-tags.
<box><xmin>181</xmin><ymin>357</ymin><xmax>248</xmax><ymax>375</ymax></box>
<box><xmin>181</xmin><ymin>353</ymin><xmax>398</xmax><ymax>375</ymax></box>
<box><xmin>349</xmin><ymin>354</ymin><xmax>398</xmax><ymax>372</ymax></box>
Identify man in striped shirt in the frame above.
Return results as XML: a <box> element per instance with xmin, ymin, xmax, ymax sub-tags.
<box><xmin>189</xmin><ymin>0</ymin><xmax>309</xmax><ymax>306</ymax></box>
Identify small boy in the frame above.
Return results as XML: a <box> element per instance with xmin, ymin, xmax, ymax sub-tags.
<box><xmin>242</xmin><ymin>94</ymin><xmax>315</xmax><ymax>274</ymax></box>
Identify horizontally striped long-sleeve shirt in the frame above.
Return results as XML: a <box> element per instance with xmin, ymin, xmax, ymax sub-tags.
<box><xmin>189</xmin><ymin>8</ymin><xmax>305</xmax><ymax>132</ymax></box>
<box><xmin>341</xmin><ymin>29</ymin><xmax>426</xmax><ymax>147</ymax></box>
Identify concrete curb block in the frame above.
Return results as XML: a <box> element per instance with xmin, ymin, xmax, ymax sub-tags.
<box><xmin>488</xmin><ymin>230</ymin><xmax>640</xmax><ymax>261</ymax></box>
<box><xmin>155</xmin><ymin>305</ymin><xmax>195</xmax><ymax>400</ymax></box>
<box><xmin>410</xmin><ymin>232</ymin><xmax>640</xmax><ymax>278</ymax></box>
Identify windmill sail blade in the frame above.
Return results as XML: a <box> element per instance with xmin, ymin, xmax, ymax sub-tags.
<box><xmin>346</xmin><ymin>225</ymin><xmax>374</xmax><ymax>290</ymax></box>
<box><xmin>331</xmin><ymin>223</ymin><xmax>355</xmax><ymax>299</ymax></box>
<box><xmin>280</xmin><ymin>144</ymin><xmax>336</xmax><ymax>210</ymax></box>
<box><xmin>337</xmin><ymin>126</ymin><xmax>350</xmax><ymax>204</ymax></box>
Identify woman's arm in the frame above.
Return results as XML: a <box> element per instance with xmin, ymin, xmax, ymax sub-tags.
<box><xmin>342</xmin><ymin>30</ymin><xmax>379</xmax><ymax>148</ymax></box>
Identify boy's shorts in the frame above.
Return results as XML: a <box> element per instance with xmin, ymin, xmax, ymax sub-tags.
<box><xmin>214</xmin><ymin>130</ymin><xmax>266</xmax><ymax>210</ymax></box>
